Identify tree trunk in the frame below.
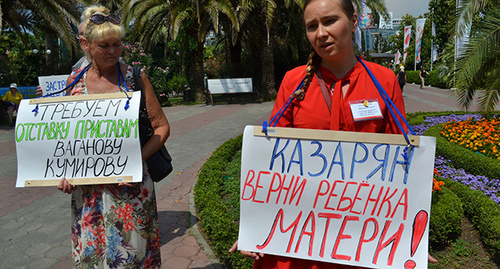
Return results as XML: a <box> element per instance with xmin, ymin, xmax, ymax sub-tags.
<box><xmin>258</xmin><ymin>8</ymin><xmax>276</xmax><ymax>101</ymax></box>
<box><xmin>229</xmin><ymin>35</ymin><xmax>242</xmax><ymax>78</ymax></box>
<box><xmin>191</xmin><ymin>41</ymin><xmax>206</xmax><ymax>103</ymax></box>
<box><xmin>0</xmin><ymin>0</ymin><xmax>3</xmax><ymax>36</ymax></box>
<box><xmin>261</xmin><ymin>39</ymin><xmax>275</xmax><ymax>100</ymax></box>
<box><xmin>45</xmin><ymin>32</ymin><xmax>56</xmax><ymax>75</ymax></box>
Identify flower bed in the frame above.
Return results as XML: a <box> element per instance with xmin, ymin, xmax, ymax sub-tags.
<box><xmin>413</xmin><ymin>112</ymin><xmax>500</xmax><ymax>262</ymax></box>
<box><xmin>413</xmin><ymin>113</ymin><xmax>500</xmax><ymax>205</ymax></box>
<box><xmin>441</xmin><ymin>116</ymin><xmax>500</xmax><ymax>159</ymax></box>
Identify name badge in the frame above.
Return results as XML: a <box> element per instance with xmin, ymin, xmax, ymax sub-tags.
<box><xmin>349</xmin><ymin>99</ymin><xmax>383</xmax><ymax>121</ymax></box>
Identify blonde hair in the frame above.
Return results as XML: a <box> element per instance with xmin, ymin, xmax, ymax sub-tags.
<box><xmin>292</xmin><ymin>50</ymin><xmax>322</xmax><ymax>101</ymax></box>
<box><xmin>82</xmin><ymin>6</ymin><xmax>125</xmax><ymax>43</ymax></box>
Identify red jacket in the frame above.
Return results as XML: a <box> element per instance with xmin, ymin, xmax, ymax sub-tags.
<box><xmin>271</xmin><ymin>60</ymin><xmax>406</xmax><ymax>134</ymax></box>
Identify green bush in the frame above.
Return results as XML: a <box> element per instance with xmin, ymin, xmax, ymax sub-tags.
<box><xmin>193</xmin><ymin>135</ymin><xmax>252</xmax><ymax>269</ymax></box>
<box><xmin>425</xmin><ymin>124</ymin><xmax>500</xmax><ymax>180</ymax></box>
<box><xmin>426</xmin><ymin>70</ymin><xmax>447</xmax><ymax>88</ymax></box>
<box><xmin>406</xmin><ymin>70</ymin><xmax>420</xmax><ymax>84</ymax></box>
<box><xmin>403</xmin><ymin>70</ymin><xmax>446</xmax><ymax>88</ymax></box>
<box><xmin>167</xmin><ymin>73</ymin><xmax>189</xmax><ymax>95</ymax></box>
<box><xmin>441</xmin><ymin>177</ymin><xmax>500</xmax><ymax>263</ymax></box>
<box><xmin>429</xmin><ymin>184</ymin><xmax>463</xmax><ymax>249</ymax></box>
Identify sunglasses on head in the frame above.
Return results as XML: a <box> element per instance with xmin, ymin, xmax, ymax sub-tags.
<box><xmin>89</xmin><ymin>14</ymin><xmax>121</xmax><ymax>25</ymax></box>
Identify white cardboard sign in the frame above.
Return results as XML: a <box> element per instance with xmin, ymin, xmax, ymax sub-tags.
<box><xmin>38</xmin><ymin>74</ymin><xmax>70</xmax><ymax>97</ymax></box>
<box><xmin>239</xmin><ymin>126</ymin><xmax>436</xmax><ymax>269</ymax></box>
<box><xmin>15</xmin><ymin>92</ymin><xmax>143</xmax><ymax>187</ymax></box>
<box><xmin>207</xmin><ymin>78</ymin><xmax>252</xmax><ymax>94</ymax></box>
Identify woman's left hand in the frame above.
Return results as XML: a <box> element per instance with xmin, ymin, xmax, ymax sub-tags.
<box><xmin>57</xmin><ymin>177</ymin><xmax>77</xmax><ymax>194</ymax></box>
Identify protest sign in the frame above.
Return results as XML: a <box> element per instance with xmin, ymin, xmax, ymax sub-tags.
<box><xmin>238</xmin><ymin>126</ymin><xmax>436</xmax><ymax>269</ymax></box>
<box><xmin>38</xmin><ymin>74</ymin><xmax>70</xmax><ymax>97</ymax></box>
<box><xmin>15</xmin><ymin>92</ymin><xmax>142</xmax><ymax>187</ymax></box>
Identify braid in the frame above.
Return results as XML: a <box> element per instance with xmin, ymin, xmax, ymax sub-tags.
<box><xmin>292</xmin><ymin>50</ymin><xmax>321</xmax><ymax>100</ymax></box>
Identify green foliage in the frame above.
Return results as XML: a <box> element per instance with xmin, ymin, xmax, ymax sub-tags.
<box><xmin>193</xmin><ymin>135</ymin><xmax>252</xmax><ymax>269</ymax></box>
<box><xmin>426</xmin><ymin>70</ymin><xmax>448</xmax><ymax>88</ymax></box>
<box><xmin>0</xmin><ymin>32</ymin><xmax>55</xmax><ymax>86</ymax></box>
<box><xmin>167</xmin><ymin>74</ymin><xmax>189</xmax><ymax>95</ymax></box>
<box><xmin>203</xmin><ymin>45</ymin><xmax>229</xmax><ymax>79</ymax></box>
<box><xmin>123</xmin><ymin>42</ymin><xmax>154</xmax><ymax>68</ymax></box>
<box><xmin>429</xmin><ymin>184</ymin><xmax>463</xmax><ymax>248</ymax></box>
<box><xmin>405</xmin><ymin>71</ymin><xmax>420</xmax><ymax>84</ymax></box>
<box><xmin>411</xmin><ymin>110</ymin><xmax>500</xmax><ymax>263</ymax></box>
<box><xmin>123</xmin><ymin>42</ymin><xmax>172</xmax><ymax>103</ymax></box>
<box><xmin>450</xmin><ymin>239</ymin><xmax>478</xmax><ymax>258</ymax></box>
<box><xmin>444</xmin><ymin>1</ymin><xmax>500</xmax><ymax>112</ymax></box>
<box><xmin>428</xmin><ymin>0</ymin><xmax>456</xmax><ymax>51</ymax></box>
<box><xmin>403</xmin><ymin>69</ymin><xmax>447</xmax><ymax>88</ymax></box>
<box><xmin>441</xmin><ymin>177</ymin><xmax>500</xmax><ymax>263</ymax></box>
<box><xmin>425</xmin><ymin>123</ymin><xmax>500</xmax><ymax>180</ymax></box>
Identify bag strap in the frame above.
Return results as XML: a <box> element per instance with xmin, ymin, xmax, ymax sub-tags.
<box><xmin>356</xmin><ymin>57</ymin><xmax>416</xmax><ymax>140</ymax></box>
<box><xmin>132</xmin><ymin>66</ymin><xmax>147</xmax><ymax>112</ymax></box>
<box><xmin>263</xmin><ymin>76</ymin><xmax>305</xmax><ymax>135</ymax></box>
<box><xmin>133</xmin><ymin>66</ymin><xmax>142</xmax><ymax>92</ymax></box>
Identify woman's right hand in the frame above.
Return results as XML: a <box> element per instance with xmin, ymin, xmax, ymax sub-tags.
<box><xmin>57</xmin><ymin>178</ymin><xmax>76</xmax><ymax>194</ymax></box>
<box><xmin>36</xmin><ymin>85</ymin><xmax>43</xmax><ymax>97</ymax></box>
<box><xmin>229</xmin><ymin>240</ymin><xmax>264</xmax><ymax>260</ymax></box>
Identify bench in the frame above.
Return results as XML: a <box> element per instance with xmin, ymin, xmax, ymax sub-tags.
<box><xmin>207</xmin><ymin>78</ymin><xmax>260</xmax><ymax>105</ymax></box>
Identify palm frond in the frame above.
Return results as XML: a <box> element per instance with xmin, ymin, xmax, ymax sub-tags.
<box><xmin>452</xmin><ymin>4</ymin><xmax>500</xmax><ymax>111</ymax></box>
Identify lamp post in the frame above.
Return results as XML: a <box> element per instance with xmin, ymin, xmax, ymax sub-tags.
<box><xmin>32</xmin><ymin>49</ymin><xmax>53</xmax><ymax>75</ymax></box>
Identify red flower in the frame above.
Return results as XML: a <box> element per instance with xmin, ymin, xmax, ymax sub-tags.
<box><xmin>124</xmin><ymin>220</ymin><xmax>135</xmax><ymax>232</ymax></box>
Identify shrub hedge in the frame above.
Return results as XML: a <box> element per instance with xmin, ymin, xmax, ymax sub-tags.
<box><xmin>440</xmin><ymin>177</ymin><xmax>500</xmax><ymax>263</ymax></box>
<box><xmin>192</xmin><ymin>135</ymin><xmax>252</xmax><ymax>268</ymax></box>
<box><xmin>403</xmin><ymin>70</ymin><xmax>447</xmax><ymax>88</ymax></box>
<box><xmin>428</xmin><ymin>184</ymin><xmax>463</xmax><ymax>249</ymax></box>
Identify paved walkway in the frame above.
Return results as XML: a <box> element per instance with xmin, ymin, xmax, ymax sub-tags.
<box><xmin>0</xmin><ymin>83</ymin><xmax>497</xmax><ymax>269</ymax></box>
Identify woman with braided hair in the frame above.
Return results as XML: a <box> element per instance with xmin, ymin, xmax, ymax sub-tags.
<box><xmin>230</xmin><ymin>0</ymin><xmax>437</xmax><ymax>268</ymax></box>
<box><xmin>271</xmin><ymin>0</ymin><xmax>404</xmax><ymax>133</ymax></box>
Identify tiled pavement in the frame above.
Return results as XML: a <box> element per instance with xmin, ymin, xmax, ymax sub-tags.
<box><xmin>0</xmin><ymin>83</ymin><xmax>498</xmax><ymax>269</ymax></box>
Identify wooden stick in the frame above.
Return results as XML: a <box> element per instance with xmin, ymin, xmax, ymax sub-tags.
<box><xmin>23</xmin><ymin>176</ymin><xmax>134</xmax><ymax>187</ymax></box>
<box><xmin>254</xmin><ymin>126</ymin><xmax>420</xmax><ymax>146</ymax></box>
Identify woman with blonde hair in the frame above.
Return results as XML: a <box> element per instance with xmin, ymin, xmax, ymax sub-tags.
<box><xmin>56</xmin><ymin>5</ymin><xmax>168</xmax><ymax>268</ymax></box>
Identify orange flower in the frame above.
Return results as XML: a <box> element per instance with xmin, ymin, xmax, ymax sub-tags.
<box><xmin>441</xmin><ymin>117</ymin><xmax>499</xmax><ymax>159</ymax></box>
<box><xmin>433</xmin><ymin>178</ymin><xmax>445</xmax><ymax>192</ymax></box>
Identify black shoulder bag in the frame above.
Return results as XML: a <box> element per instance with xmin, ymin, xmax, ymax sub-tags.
<box><xmin>133</xmin><ymin>66</ymin><xmax>173</xmax><ymax>182</ymax></box>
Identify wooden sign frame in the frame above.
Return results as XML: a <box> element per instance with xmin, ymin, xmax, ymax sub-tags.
<box><xmin>238</xmin><ymin>125</ymin><xmax>436</xmax><ymax>268</ymax></box>
<box><xmin>16</xmin><ymin>91</ymin><xmax>142</xmax><ymax>187</ymax></box>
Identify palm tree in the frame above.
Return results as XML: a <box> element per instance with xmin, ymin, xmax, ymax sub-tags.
<box><xmin>122</xmin><ymin>0</ymin><xmax>172</xmax><ymax>51</ymax></box>
<box><xmin>78</xmin><ymin>0</ymin><xmax>123</xmax><ymax>14</ymax></box>
<box><xmin>448</xmin><ymin>0</ymin><xmax>499</xmax><ymax>112</ymax></box>
<box><xmin>124</xmin><ymin>0</ymin><xmax>239</xmax><ymax>102</ymax></box>
<box><xmin>1</xmin><ymin>0</ymin><xmax>80</xmax><ymax>53</ymax></box>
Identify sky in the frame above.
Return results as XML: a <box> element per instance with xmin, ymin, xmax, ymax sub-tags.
<box><xmin>383</xmin><ymin>0</ymin><xmax>431</xmax><ymax>19</ymax></box>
